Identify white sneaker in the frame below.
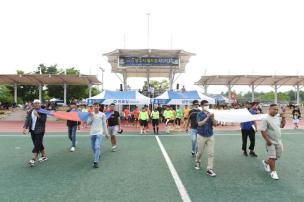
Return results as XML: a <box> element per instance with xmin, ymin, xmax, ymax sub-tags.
<box><xmin>70</xmin><ymin>147</ymin><xmax>75</xmax><ymax>152</ymax></box>
<box><xmin>195</xmin><ymin>162</ymin><xmax>201</xmax><ymax>170</ymax></box>
<box><xmin>270</xmin><ymin>171</ymin><xmax>279</xmax><ymax>180</ymax></box>
<box><xmin>206</xmin><ymin>169</ymin><xmax>217</xmax><ymax>177</ymax></box>
<box><xmin>38</xmin><ymin>156</ymin><xmax>48</xmax><ymax>162</ymax></box>
<box><xmin>262</xmin><ymin>160</ymin><xmax>271</xmax><ymax>172</ymax></box>
<box><xmin>28</xmin><ymin>159</ymin><xmax>36</xmax><ymax>166</ymax></box>
<box><xmin>112</xmin><ymin>145</ymin><xmax>117</xmax><ymax>152</ymax></box>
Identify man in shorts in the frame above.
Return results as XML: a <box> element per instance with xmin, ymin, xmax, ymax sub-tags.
<box><xmin>139</xmin><ymin>107</ymin><xmax>149</xmax><ymax>134</ymax></box>
<box><xmin>107</xmin><ymin>103</ymin><xmax>121</xmax><ymax>152</ymax></box>
<box><xmin>163</xmin><ymin>106</ymin><xmax>174</xmax><ymax>133</ymax></box>
<box><xmin>23</xmin><ymin>99</ymin><xmax>48</xmax><ymax>166</ymax></box>
<box><xmin>261</xmin><ymin>104</ymin><xmax>286</xmax><ymax>180</ymax></box>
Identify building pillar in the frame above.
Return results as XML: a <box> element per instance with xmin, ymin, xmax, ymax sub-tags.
<box><xmin>296</xmin><ymin>84</ymin><xmax>300</xmax><ymax>105</ymax></box>
<box><xmin>274</xmin><ymin>83</ymin><xmax>278</xmax><ymax>104</ymax></box>
<box><xmin>64</xmin><ymin>83</ymin><xmax>67</xmax><ymax>105</ymax></box>
<box><xmin>251</xmin><ymin>84</ymin><xmax>255</xmax><ymax>102</ymax></box>
<box><xmin>14</xmin><ymin>84</ymin><xmax>17</xmax><ymax>103</ymax></box>
<box><xmin>39</xmin><ymin>84</ymin><xmax>42</xmax><ymax>102</ymax></box>
<box><xmin>204</xmin><ymin>85</ymin><xmax>208</xmax><ymax>94</ymax></box>
<box><xmin>89</xmin><ymin>84</ymin><xmax>92</xmax><ymax>98</ymax></box>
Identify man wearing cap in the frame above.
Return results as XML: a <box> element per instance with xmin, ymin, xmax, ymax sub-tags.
<box><xmin>186</xmin><ymin>100</ymin><xmax>201</xmax><ymax>156</ymax></box>
<box><xmin>240</xmin><ymin>102</ymin><xmax>258</xmax><ymax>157</ymax></box>
<box><xmin>23</xmin><ymin>99</ymin><xmax>48</xmax><ymax>166</ymax></box>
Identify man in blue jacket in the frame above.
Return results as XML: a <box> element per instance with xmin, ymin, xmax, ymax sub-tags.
<box><xmin>195</xmin><ymin>100</ymin><xmax>217</xmax><ymax>177</ymax></box>
<box><xmin>240</xmin><ymin>102</ymin><xmax>258</xmax><ymax>157</ymax></box>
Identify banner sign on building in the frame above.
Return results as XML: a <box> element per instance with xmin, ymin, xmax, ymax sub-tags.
<box><xmin>119</xmin><ymin>57</ymin><xmax>179</xmax><ymax>67</ymax></box>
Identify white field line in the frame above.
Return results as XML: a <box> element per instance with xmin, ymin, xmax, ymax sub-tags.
<box><xmin>0</xmin><ymin>132</ymin><xmax>300</xmax><ymax>137</ymax></box>
<box><xmin>155</xmin><ymin>135</ymin><xmax>191</xmax><ymax>202</ymax></box>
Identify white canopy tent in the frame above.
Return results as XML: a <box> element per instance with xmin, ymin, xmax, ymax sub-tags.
<box><xmin>87</xmin><ymin>90</ymin><xmax>150</xmax><ymax>105</ymax></box>
<box><xmin>153</xmin><ymin>90</ymin><xmax>215</xmax><ymax>105</ymax></box>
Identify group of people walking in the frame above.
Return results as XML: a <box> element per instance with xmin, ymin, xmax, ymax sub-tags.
<box><xmin>23</xmin><ymin>98</ymin><xmax>287</xmax><ymax>179</ymax></box>
<box><xmin>23</xmin><ymin>100</ymin><xmax>121</xmax><ymax>168</ymax></box>
<box><xmin>185</xmin><ymin>99</ymin><xmax>286</xmax><ymax>180</ymax></box>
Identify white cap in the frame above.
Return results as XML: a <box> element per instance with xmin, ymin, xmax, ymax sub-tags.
<box><xmin>33</xmin><ymin>99</ymin><xmax>41</xmax><ymax>104</ymax></box>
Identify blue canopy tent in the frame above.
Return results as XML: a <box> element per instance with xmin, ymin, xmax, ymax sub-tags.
<box><xmin>153</xmin><ymin>90</ymin><xmax>215</xmax><ymax>105</ymax></box>
<box><xmin>209</xmin><ymin>94</ymin><xmax>230</xmax><ymax>104</ymax></box>
<box><xmin>86</xmin><ymin>90</ymin><xmax>150</xmax><ymax>105</ymax></box>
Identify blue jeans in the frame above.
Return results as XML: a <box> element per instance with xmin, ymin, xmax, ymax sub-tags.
<box><xmin>91</xmin><ymin>135</ymin><xmax>103</xmax><ymax>163</ymax></box>
<box><xmin>191</xmin><ymin>129</ymin><xmax>198</xmax><ymax>153</ymax></box>
<box><xmin>68</xmin><ymin>125</ymin><xmax>77</xmax><ymax>147</ymax></box>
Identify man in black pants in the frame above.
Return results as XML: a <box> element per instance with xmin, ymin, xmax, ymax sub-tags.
<box><xmin>240</xmin><ymin>102</ymin><xmax>258</xmax><ymax>157</ymax></box>
<box><xmin>23</xmin><ymin>99</ymin><xmax>48</xmax><ymax>166</ymax></box>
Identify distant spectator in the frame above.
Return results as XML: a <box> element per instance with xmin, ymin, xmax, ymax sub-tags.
<box><xmin>292</xmin><ymin>107</ymin><xmax>301</xmax><ymax>129</ymax></box>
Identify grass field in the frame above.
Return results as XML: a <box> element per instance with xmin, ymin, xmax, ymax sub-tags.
<box><xmin>0</xmin><ymin>130</ymin><xmax>303</xmax><ymax>202</ymax></box>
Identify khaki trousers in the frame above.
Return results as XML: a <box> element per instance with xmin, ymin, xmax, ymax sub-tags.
<box><xmin>195</xmin><ymin>135</ymin><xmax>215</xmax><ymax>170</ymax></box>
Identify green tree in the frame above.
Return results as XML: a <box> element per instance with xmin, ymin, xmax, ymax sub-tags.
<box><xmin>142</xmin><ymin>80</ymin><xmax>169</xmax><ymax>97</ymax></box>
<box><xmin>0</xmin><ymin>85</ymin><xmax>13</xmax><ymax>103</ymax></box>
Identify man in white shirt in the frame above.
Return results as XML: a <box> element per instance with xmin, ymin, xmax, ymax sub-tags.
<box><xmin>87</xmin><ymin>102</ymin><xmax>109</xmax><ymax>168</ymax></box>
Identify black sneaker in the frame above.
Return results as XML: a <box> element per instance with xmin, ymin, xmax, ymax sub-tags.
<box><xmin>206</xmin><ymin>169</ymin><xmax>216</xmax><ymax>177</ymax></box>
<box><xmin>191</xmin><ymin>151</ymin><xmax>195</xmax><ymax>156</ymax></box>
<box><xmin>249</xmin><ymin>151</ymin><xmax>258</xmax><ymax>157</ymax></box>
<box><xmin>243</xmin><ymin>151</ymin><xmax>248</xmax><ymax>156</ymax></box>
<box><xmin>93</xmin><ymin>162</ymin><xmax>99</xmax><ymax>168</ymax></box>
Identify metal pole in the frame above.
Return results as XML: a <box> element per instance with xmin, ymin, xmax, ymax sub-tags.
<box><xmin>14</xmin><ymin>84</ymin><xmax>17</xmax><ymax>103</ymax></box>
<box><xmin>147</xmin><ymin>13</ymin><xmax>150</xmax><ymax>49</ymax></box>
<box><xmin>147</xmin><ymin>68</ymin><xmax>150</xmax><ymax>89</ymax></box>
<box><xmin>123</xmin><ymin>70</ymin><xmax>127</xmax><ymax>91</ymax></box>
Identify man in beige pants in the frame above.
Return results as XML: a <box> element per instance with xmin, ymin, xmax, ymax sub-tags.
<box><xmin>195</xmin><ymin>100</ymin><xmax>217</xmax><ymax>177</ymax></box>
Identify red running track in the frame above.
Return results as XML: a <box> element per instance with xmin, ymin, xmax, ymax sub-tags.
<box><xmin>0</xmin><ymin>120</ymin><xmax>301</xmax><ymax>133</ymax></box>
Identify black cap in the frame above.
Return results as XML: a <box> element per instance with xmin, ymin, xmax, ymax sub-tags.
<box><xmin>192</xmin><ymin>100</ymin><xmax>199</xmax><ymax>105</ymax></box>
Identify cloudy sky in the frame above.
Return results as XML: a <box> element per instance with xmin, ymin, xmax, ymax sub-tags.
<box><xmin>0</xmin><ymin>0</ymin><xmax>303</xmax><ymax>93</ymax></box>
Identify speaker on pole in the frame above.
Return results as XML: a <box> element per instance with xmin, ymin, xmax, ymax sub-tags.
<box><xmin>176</xmin><ymin>83</ymin><xmax>179</xmax><ymax>90</ymax></box>
<box><xmin>120</xmin><ymin>84</ymin><xmax>123</xmax><ymax>91</ymax></box>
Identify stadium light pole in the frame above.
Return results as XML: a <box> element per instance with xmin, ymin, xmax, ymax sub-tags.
<box><xmin>147</xmin><ymin>13</ymin><xmax>150</xmax><ymax>49</ymax></box>
<box><xmin>99</xmin><ymin>67</ymin><xmax>105</xmax><ymax>92</ymax></box>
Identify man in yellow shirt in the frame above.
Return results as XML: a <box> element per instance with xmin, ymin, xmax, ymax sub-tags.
<box><xmin>139</xmin><ymin>107</ymin><xmax>149</xmax><ymax>134</ymax></box>
<box><xmin>183</xmin><ymin>105</ymin><xmax>190</xmax><ymax>128</ymax></box>
<box><xmin>163</xmin><ymin>106</ymin><xmax>174</xmax><ymax>133</ymax></box>
<box><xmin>151</xmin><ymin>108</ymin><xmax>160</xmax><ymax>134</ymax></box>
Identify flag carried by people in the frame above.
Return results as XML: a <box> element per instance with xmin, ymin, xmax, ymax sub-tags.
<box><xmin>209</xmin><ymin>108</ymin><xmax>267</xmax><ymax>123</ymax></box>
<box><xmin>37</xmin><ymin>109</ymin><xmax>112</xmax><ymax>122</ymax></box>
